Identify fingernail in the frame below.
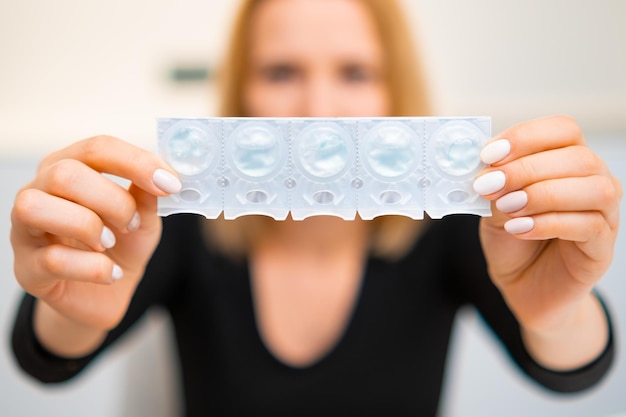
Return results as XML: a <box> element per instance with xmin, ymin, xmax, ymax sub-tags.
<box><xmin>112</xmin><ymin>264</ymin><xmax>123</xmax><ymax>281</ymax></box>
<box><xmin>127</xmin><ymin>212</ymin><xmax>141</xmax><ymax>232</ymax></box>
<box><xmin>480</xmin><ymin>139</ymin><xmax>511</xmax><ymax>165</ymax></box>
<box><xmin>496</xmin><ymin>190</ymin><xmax>528</xmax><ymax>213</ymax></box>
<box><xmin>504</xmin><ymin>217</ymin><xmax>534</xmax><ymax>234</ymax></box>
<box><xmin>153</xmin><ymin>169</ymin><xmax>182</xmax><ymax>194</ymax></box>
<box><xmin>101</xmin><ymin>226</ymin><xmax>116</xmax><ymax>249</ymax></box>
<box><xmin>473</xmin><ymin>171</ymin><xmax>506</xmax><ymax>195</ymax></box>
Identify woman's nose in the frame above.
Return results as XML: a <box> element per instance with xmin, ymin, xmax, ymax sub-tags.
<box><xmin>301</xmin><ymin>76</ymin><xmax>338</xmax><ymax>117</ymax></box>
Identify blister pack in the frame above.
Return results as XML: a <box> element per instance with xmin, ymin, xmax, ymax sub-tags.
<box><xmin>157</xmin><ymin>117</ymin><xmax>492</xmax><ymax>220</ymax></box>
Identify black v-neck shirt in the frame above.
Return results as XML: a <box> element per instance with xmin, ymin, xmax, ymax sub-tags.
<box><xmin>12</xmin><ymin>214</ymin><xmax>614</xmax><ymax>416</ymax></box>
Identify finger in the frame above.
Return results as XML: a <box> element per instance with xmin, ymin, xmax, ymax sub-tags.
<box><xmin>15</xmin><ymin>244</ymin><xmax>121</xmax><ymax>297</ymax></box>
<box><xmin>504</xmin><ymin>211</ymin><xmax>616</xmax><ymax>276</ymax></box>
<box><xmin>39</xmin><ymin>135</ymin><xmax>182</xmax><ymax>196</ymax></box>
<box><xmin>29</xmin><ymin>159</ymin><xmax>141</xmax><ymax>233</ymax></box>
<box><xmin>12</xmin><ymin>188</ymin><xmax>114</xmax><ymax>251</ymax></box>
<box><xmin>474</xmin><ymin>145</ymin><xmax>609</xmax><ymax>199</ymax></box>
<box><xmin>128</xmin><ymin>182</ymin><xmax>158</xmax><ymax>228</ymax></box>
<box><xmin>497</xmin><ymin>175</ymin><xmax>621</xmax><ymax>229</ymax></box>
<box><xmin>484</xmin><ymin>115</ymin><xmax>585</xmax><ymax>167</ymax></box>
<box><xmin>504</xmin><ymin>211</ymin><xmax>614</xmax><ymax>246</ymax></box>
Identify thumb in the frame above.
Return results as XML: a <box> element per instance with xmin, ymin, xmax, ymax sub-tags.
<box><xmin>128</xmin><ymin>182</ymin><xmax>160</xmax><ymax>230</ymax></box>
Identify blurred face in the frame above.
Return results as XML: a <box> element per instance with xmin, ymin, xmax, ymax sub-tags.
<box><xmin>243</xmin><ymin>0</ymin><xmax>390</xmax><ymax>117</ymax></box>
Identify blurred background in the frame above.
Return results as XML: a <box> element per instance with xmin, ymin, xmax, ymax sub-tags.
<box><xmin>1</xmin><ymin>0</ymin><xmax>625</xmax><ymax>416</ymax></box>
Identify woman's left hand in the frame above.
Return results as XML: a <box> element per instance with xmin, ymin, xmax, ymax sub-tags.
<box><xmin>475</xmin><ymin>115</ymin><xmax>622</xmax><ymax>335</ymax></box>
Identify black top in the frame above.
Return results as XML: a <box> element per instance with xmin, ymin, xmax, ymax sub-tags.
<box><xmin>11</xmin><ymin>214</ymin><xmax>615</xmax><ymax>417</ymax></box>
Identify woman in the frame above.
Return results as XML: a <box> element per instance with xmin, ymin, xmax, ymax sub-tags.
<box><xmin>10</xmin><ymin>0</ymin><xmax>621</xmax><ymax>415</ymax></box>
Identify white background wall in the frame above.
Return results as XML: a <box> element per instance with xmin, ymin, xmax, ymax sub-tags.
<box><xmin>1</xmin><ymin>1</ymin><xmax>625</xmax><ymax>416</ymax></box>
<box><xmin>1</xmin><ymin>0</ymin><xmax>625</xmax><ymax>157</ymax></box>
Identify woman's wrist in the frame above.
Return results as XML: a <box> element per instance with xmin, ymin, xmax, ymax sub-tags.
<box><xmin>520</xmin><ymin>292</ymin><xmax>610</xmax><ymax>371</ymax></box>
<box><xmin>33</xmin><ymin>300</ymin><xmax>108</xmax><ymax>359</ymax></box>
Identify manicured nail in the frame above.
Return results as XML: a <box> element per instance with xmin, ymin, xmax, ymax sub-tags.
<box><xmin>101</xmin><ymin>226</ymin><xmax>116</xmax><ymax>249</ymax></box>
<box><xmin>112</xmin><ymin>264</ymin><xmax>123</xmax><ymax>281</ymax></box>
<box><xmin>127</xmin><ymin>211</ymin><xmax>141</xmax><ymax>232</ymax></box>
<box><xmin>496</xmin><ymin>190</ymin><xmax>528</xmax><ymax>213</ymax></box>
<box><xmin>480</xmin><ymin>139</ymin><xmax>511</xmax><ymax>165</ymax></box>
<box><xmin>473</xmin><ymin>171</ymin><xmax>506</xmax><ymax>195</ymax></box>
<box><xmin>153</xmin><ymin>169</ymin><xmax>182</xmax><ymax>194</ymax></box>
<box><xmin>504</xmin><ymin>217</ymin><xmax>534</xmax><ymax>234</ymax></box>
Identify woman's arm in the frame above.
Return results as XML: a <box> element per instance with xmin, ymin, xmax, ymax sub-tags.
<box><xmin>475</xmin><ymin>115</ymin><xmax>621</xmax><ymax>373</ymax></box>
<box><xmin>520</xmin><ymin>292</ymin><xmax>609</xmax><ymax>371</ymax></box>
<box><xmin>10</xmin><ymin>135</ymin><xmax>181</xmax><ymax>360</ymax></box>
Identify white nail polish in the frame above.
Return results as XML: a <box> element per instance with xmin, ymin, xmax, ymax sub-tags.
<box><xmin>101</xmin><ymin>226</ymin><xmax>116</xmax><ymax>249</ymax></box>
<box><xmin>112</xmin><ymin>264</ymin><xmax>123</xmax><ymax>280</ymax></box>
<box><xmin>153</xmin><ymin>169</ymin><xmax>182</xmax><ymax>194</ymax></box>
<box><xmin>127</xmin><ymin>212</ymin><xmax>141</xmax><ymax>232</ymax></box>
<box><xmin>496</xmin><ymin>191</ymin><xmax>528</xmax><ymax>213</ymax></box>
<box><xmin>480</xmin><ymin>139</ymin><xmax>511</xmax><ymax>165</ymax></box>
<box><xmin>504</xmin><ymin>217</ymin><xmax>534</xmax><ymax>234</ymax></box>
<box><xmin>473</xmin><ymin>171</ymin><xmax>506</xmax><ymax>195</ymax></box>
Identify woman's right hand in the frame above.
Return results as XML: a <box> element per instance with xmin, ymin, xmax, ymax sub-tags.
<box><xmin>10</xmin><ymin>135</ymin><xmax>182</xmax><ymax>346</ymax></box>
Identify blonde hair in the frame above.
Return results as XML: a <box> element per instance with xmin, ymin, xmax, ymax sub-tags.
<box><xmin>204</xmin><ymin>0</ymin><xmax>432</xmax><ymax>259</ymax></box>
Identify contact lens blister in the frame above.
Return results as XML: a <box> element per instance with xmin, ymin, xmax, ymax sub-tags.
<box><xmin>157</xmin><ymin>117</ymin><xmax>492</xmax><ymax>220</ymax></box>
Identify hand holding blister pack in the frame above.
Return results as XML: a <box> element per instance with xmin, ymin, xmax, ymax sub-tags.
<box><xmin>157</xmin><ymin>117</ymin><xmax>492</xmax><ymax>220</ymax></box>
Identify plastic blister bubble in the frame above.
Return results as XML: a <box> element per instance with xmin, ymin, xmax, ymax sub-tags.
<box><xmin>157</xmin><ymin>117</ymin><xmax>492</xmax><ymax>220</ymax></box>
<box><xmin>362</xmin><ymin>121</ymin><xmax>420</xmax><ymax>180</ymax></box>
<box><xmin>227</xmin><ymin>121</ymin><xmax>284</xmax><ymax>180</ymax></box>
<box><xmin>294</xmin><ymin>122</ymin><xmax>353</xmax><ymax>180</ymax></box>
<box><xmin>160</xmin><ymin>120</ymin><xmax>218</xmax><ymax>177</ymax></box>
<box><xmin>430</xmin><ymin>120</ymin><xmax>484</xmax><ymax>178</ymax></box>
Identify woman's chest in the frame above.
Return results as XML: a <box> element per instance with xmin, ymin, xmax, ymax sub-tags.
<box><xmin>248</xmin><ymin>246</ymin><xmax>368</xmax><ymax>367</ymax></box>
